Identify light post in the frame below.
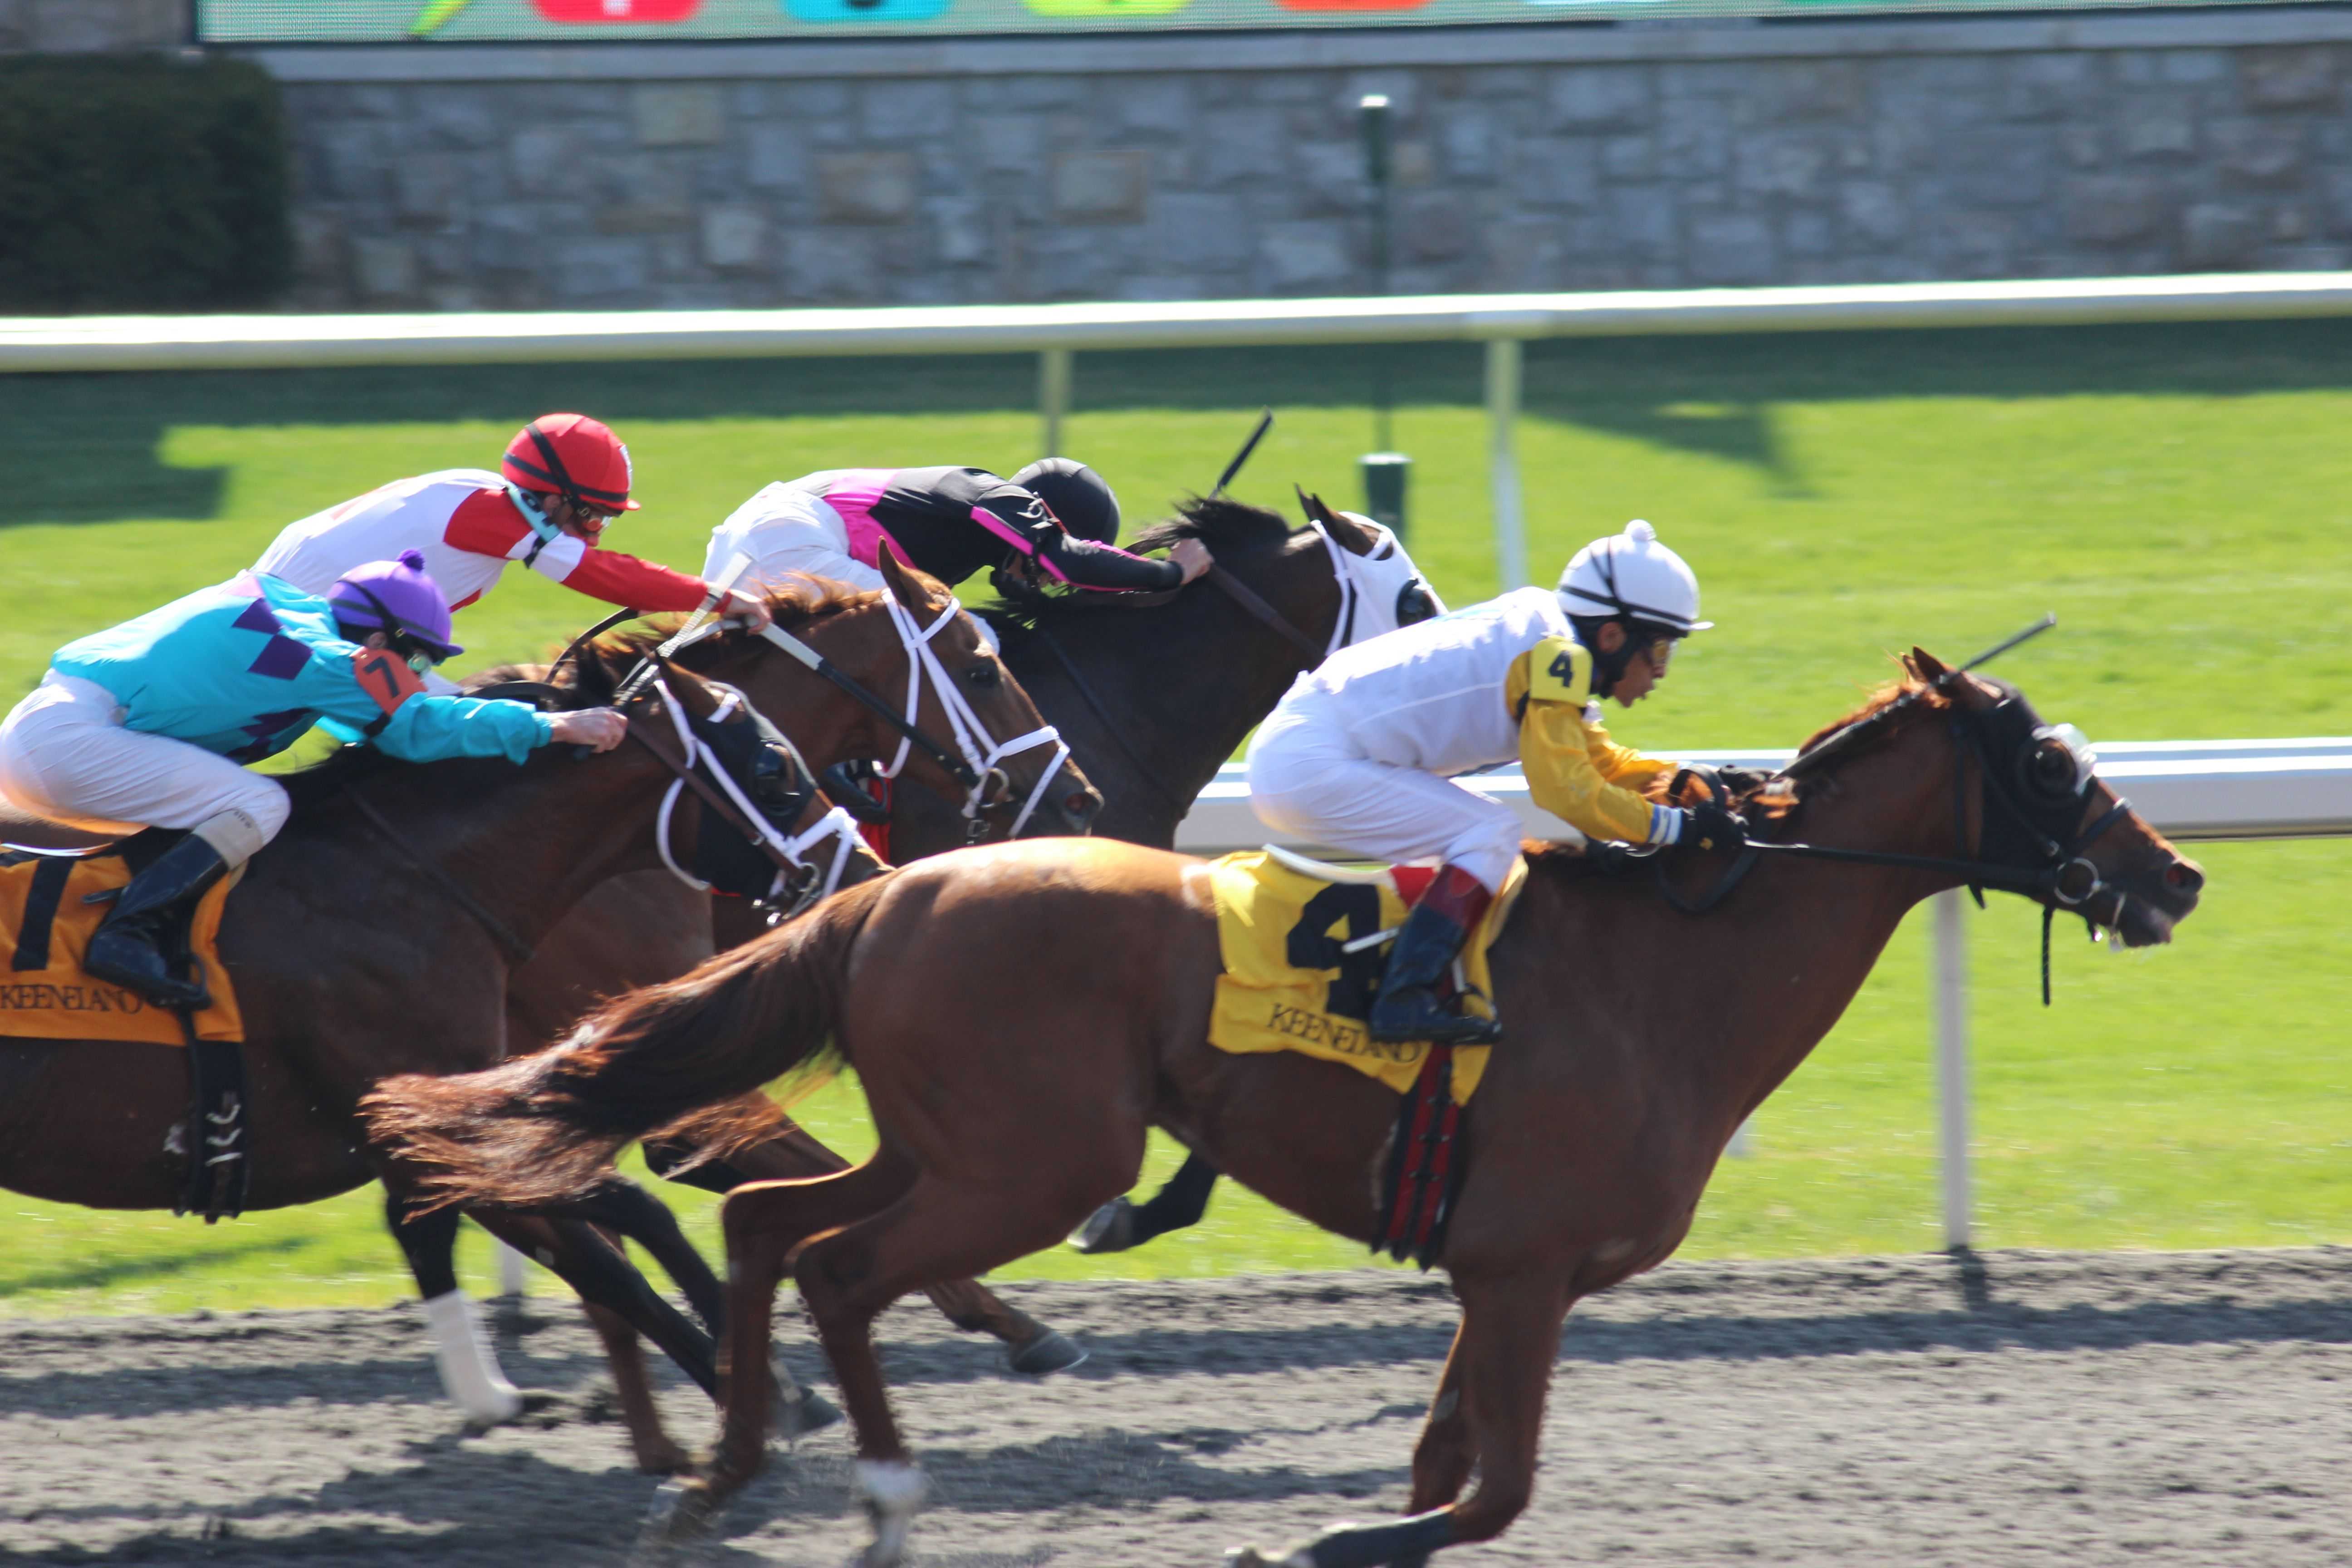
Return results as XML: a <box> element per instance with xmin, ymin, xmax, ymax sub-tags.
<box><xmin>1358</xmin><ymin>93</ymin><xmax>1409</xmax><ymax>539</ymax></box>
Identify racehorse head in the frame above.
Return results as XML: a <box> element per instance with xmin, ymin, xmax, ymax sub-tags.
<box><xmin>609</xmin><ymin>556</ymin><xmax>1098</xmax><ymax>843</ymax></box>
<box><xmin>1775</xmin><ymin>650</ymin><xmax>2203</xmax><ymax>950</ymax></box>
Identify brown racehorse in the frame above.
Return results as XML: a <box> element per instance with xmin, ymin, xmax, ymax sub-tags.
<box><xmin>367</xmin><ymin>652</ymin><xmax>2205</xmax><ymax>1567</ymax></box>
<box><xmin>1</xmin><ymin>560</ymin><xmax>1089</xmax><ymax>1411</ymax></box>
<box><xmin>468</xmin><ymin>496</ymin><xmax>1431</xmax><ymax>1461</ymax></box>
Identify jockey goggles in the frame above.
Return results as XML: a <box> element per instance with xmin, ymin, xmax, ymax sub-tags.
<box><xmin>337</xmin><ymin>582</ymin><xmax>454</xmax><ymax>671</ymax></box>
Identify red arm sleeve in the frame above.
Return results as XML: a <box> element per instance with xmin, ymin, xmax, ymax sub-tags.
<box><xmin>553</xmin><ymin>546</ymin><xmax>715</xmax><ymax>613</ymax></box>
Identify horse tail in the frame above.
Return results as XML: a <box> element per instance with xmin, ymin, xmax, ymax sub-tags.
<box><xmin>362</xmin><ymin>871</ymin><xmax>894</xmax><ymax>1212</ymax></box>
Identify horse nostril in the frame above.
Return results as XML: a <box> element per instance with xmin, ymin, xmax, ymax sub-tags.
<box><xmin>1068</xmin><ymin>789</ymin><xmax>1102</xmax><ymax>819</ymax></box>
<box><xmin>2165</xmin><ymin>859</ymin><xmax>2205</xmax><ymax>895</ymax></box>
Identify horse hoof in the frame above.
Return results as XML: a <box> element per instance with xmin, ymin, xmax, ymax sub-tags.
<box><xmin>640</xmin><ymin>1477</ymin><xmax>722</xmax><ymax>1548</ymax></box>
<box><xmin>1068</xmin><ymin>1197</ymin><xmax>1137</xmax><ymax>1254</ymax></box>
<box><xmin>1221</xmin><ymin>1549</ymin><xmax>1310</xmax><ymax>1568</ymax></box>
<box><xmin>779</xmin><ymin>1387</ymin><xmax>842</xmax><ymax>1439</ymax></box>
<box><xmin>1005</xmin><ymin>1328</ymin><xmax>1088</xmax><ymax>1377</ymax></box>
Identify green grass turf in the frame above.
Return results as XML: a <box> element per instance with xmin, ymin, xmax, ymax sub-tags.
<box><xmin>2</xmin><ymin>320</ymin><xmax>2347</xmax><ymax>1314</ymax></box>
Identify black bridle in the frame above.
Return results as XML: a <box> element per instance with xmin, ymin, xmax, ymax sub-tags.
<box><xmin>1642</xmin><ymin>617</ymin><xmax>2136</xmax><ymax>1005</ymax></box>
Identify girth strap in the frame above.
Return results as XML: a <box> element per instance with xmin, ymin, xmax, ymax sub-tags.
<box><xmin>174</xmin><ymin>1008</ymin><xmax>248</xmax><ymax>1223</ymax></box>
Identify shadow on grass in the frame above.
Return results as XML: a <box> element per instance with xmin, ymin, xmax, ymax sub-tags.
<box><xmin>0</xmin><ymin>1232</ymin><xmax>310</xmax><ymax>1299</ymax></box>
<box><xmin>15</xmin><ymin>317</ymin><xmax>2352</xmax><ymax>526</ymax></box>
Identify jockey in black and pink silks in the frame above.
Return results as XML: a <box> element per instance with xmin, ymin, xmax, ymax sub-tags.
<box><xmin>702</xmin><ymin>461</ymin><xmax>1213</xmax><ymax>602</ymax></box>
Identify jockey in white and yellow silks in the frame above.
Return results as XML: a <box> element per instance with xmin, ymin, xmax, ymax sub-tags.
<box><xmin>1247</xmin><ymin>520</ymin><xmax>1735</xmax><ymax>1045</ymax></box>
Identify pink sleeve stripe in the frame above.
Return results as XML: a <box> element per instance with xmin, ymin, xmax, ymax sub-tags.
<box><xmin>970</xmin><ymin>505</ymin><xmax>1069</xmax><ymax>582</ymax></box>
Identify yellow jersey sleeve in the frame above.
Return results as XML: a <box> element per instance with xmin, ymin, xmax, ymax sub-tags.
<box><xmin>1507</xmin><ymin>638</ymin><xmax>1678</xmax><ymax>845</ymax></box>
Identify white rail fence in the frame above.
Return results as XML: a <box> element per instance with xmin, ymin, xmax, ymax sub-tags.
<box><xmin>15</xmin><ymin>275</ymin><xmax>2351</xmax><ymax>1262</ymax></box>
<box><xmin>1176</xmin><ymin>740</ymin><xmax>2352</xmax><ymax>1247</ymax></box>
<box><xmin>15</xmin><ymin>272</ymin><xmax>2352</xmax><ymax>598</ymax></box>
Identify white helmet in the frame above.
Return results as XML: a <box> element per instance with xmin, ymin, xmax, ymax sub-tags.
<box><xmin>1555</xmin><ymin>520</ymin><xmax>1710</xmax><ymax>635</ymax></box>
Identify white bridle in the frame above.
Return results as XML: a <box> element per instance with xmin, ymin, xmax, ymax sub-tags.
<box><xmin>871</xmin><ymin>592</ymin><xmax>1073</xmax><ymax>842</ymax></box>
<box><xmin>648</xmin><ymin>677</ymin><xmax>866</xmax><ymax>912</ymax></box>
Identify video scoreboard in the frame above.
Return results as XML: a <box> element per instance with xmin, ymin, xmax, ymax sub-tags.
<box><xmin>196</xmin><ymin>0</ymin><xmax>2216</xmax><ymax>43</ymax></box>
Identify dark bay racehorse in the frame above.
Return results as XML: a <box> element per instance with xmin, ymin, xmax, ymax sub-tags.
<box><xmin>368</xmin><ymin>652</ymin><xmax>2205</xmax><ymax>1567</ymax></box>
<box><xmin>463</xmin><ymin>496</ymin><xmax>1435</xmax><ymax>1461</ymax></box>
<box><xmin>0</xmin><ymin>559</ymin><xmax>1087</xmax><ymax>1411</ymax></box>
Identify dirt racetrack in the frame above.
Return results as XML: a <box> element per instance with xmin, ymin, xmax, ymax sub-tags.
<box><xmin>4</xmin><ymin>1246</ymin><xmax>2348</xmax><ymax>1567</ymax></box>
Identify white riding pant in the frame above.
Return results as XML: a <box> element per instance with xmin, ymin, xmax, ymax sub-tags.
<box><xmin>0</xmin><ymin>673</ymin><xmax>288</xmax><ymax>857</ymax></box>
<box><xmin>705</xmin><ymin>505</ymin><xmax>999</xmax><ymax>652</ymax></box>
<box><xmin>1246</xmin><ymin>698</ymin><xmax>1523</xmax><ymax>896</ymax></box>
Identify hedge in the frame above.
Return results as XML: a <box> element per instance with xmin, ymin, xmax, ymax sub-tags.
<box><xmin>0</xmin><ymin>53</ymin><xmax>291</xmax><ymax>313</ymax></box>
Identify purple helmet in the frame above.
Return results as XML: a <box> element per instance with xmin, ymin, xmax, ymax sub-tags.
<box><xmin>327</xmin><ymin>549</ymin><xmax>463</xmax><ymax>659</ymax></box>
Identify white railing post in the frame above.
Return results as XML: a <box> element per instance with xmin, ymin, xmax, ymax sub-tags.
<box><xmin>1932</xmin><ymin>887</ymin><xmax>1972</xmax><ymax>1250</ymax></box>
<box><xmin>1039</xmin><ymin>346</ymin><xmax>1073</xmax><ymax>459</ymax></box>
<box><xmin>494</xmin><ymin>1238</ymin><xmax>529</xmax><ymax>1298</ymax></box>
<box><xmin>1485</xmin><ymin>337</ymin><xmax>1526</xmax><ymax>589</ymax></box>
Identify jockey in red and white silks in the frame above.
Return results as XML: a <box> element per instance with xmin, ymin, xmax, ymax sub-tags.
<box><xmin>258</xmin><ymin>413</ymin><xmax>771</xmax><ymax>634</ymax></box>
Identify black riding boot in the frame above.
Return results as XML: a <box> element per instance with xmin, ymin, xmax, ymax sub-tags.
<box><xmin>82</xmin><ymin>832</ymin><xmax>229</xmax><ymax>1009</ymax></box>
<box><xmin>1366</xmin><ymin>863</ymin><xmax>1502</xmax><ymax>1046</ymax></box>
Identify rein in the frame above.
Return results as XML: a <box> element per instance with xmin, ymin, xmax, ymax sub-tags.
<box><xmin>1660</xmin><ymin>675</ymin><xmax>2135</xmax><ymax>1005</ymax></box>
<box><xmin>1205</xmin><ymin>565</ymin><xmax>1324</xmax><ymax>660</ymax></box>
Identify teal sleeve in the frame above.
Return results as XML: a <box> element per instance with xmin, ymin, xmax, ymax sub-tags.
<box><xmin>372</xmin><ymin>695</ymin><xmax>556</xmax><ymax>764</ymax></box>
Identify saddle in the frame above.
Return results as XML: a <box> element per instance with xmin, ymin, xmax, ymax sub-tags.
<box><xmin>1204</xmin><ymin>846</ymin><xmax>1529</xmax><ymax>1269</ymax></box>
<box><xmin>0</xmin><ymin>798</ymin><xmax>124</xmax><ymax>856</ymax></box>
<box><xmin>0</xmin><ymin>809</ymin><xmax>250</xmax><ymax>1221</ymax></box>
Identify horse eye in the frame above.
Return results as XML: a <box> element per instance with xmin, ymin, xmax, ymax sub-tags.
<box><xmin>964</xmin><ymin>661</ymin><xmax>1000</xmax><ymax>689</ymax></box>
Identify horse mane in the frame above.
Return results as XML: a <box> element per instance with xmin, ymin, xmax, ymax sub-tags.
<box><xmin>1129</xmin><ymin>495</ymin><xmax>1296</xmax><ymax>557</ymax></box>
<box><xmin>987</xmin><ymin>494</ymin><xmax>1296</xmax><ymax>638</ymax></box>
<box><xmin>1519</xmin><ymin>666</ymin><xmax>1953</xmax><ymax>880</ymax></box>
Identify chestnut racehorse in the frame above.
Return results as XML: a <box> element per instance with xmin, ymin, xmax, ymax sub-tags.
<box><xmin>367</xmin><ymin>652</ymin><xmax>2204</xmax><ymax>1567</ymax></box>
<box><xmin>449</xmin><ymin>496</ymin><xmax>1433</xmax><ymax>1459</ymax></box>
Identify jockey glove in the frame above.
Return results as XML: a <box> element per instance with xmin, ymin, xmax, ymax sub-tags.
<box><xmin>1679</xmin><ymin>800</ymin><xmax>1749</xmax><ymax>853</ymax></box>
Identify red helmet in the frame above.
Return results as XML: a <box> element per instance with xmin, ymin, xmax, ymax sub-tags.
<box><xmin>501</xmin><ymin>413</ymin><xmax>641</xmax><ymax>513</ymax></box>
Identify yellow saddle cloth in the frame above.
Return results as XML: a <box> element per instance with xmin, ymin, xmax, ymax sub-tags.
<box><xmin>0</xmin><ymin>854</ymin><xmax>244</xmax><ymax>1044</ymax></box>
<box><xmin>1207</xmin><ymin>848</ymin><xmax>1525</xmax><ymax>1106</ymax></box>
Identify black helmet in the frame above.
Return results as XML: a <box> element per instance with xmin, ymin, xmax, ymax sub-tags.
<box><xmin>1011</xmin><ymin>458</ymin><xmax>1121</xmax><ymax>545</ymax></box>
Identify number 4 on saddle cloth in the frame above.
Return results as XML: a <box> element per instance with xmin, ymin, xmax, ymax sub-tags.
<box><xmin>1206</xmin><ymin>846</ymin><xmax>1529</xmax><ymax>1268</ymax></box>
<box><xmin>0</xmin><ymin>834</ymin><xmax>249</xmax><ymax>1220</ymax></box>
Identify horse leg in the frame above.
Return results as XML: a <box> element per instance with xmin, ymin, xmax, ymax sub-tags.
<box><xmin>384</xmin><ymin>1189</ymin><xmax>525</xmax><ymax>1426</ymax></box>
<box><xmin>653</xmin><ymin>1150</ymin><xmax>922</xmax><ymax>1544</ymax></box>
<box><xmin>783</xmin><ymin>1163</ymin><xmax>1122</xmax><ymax>1568</ymax></box>
<box><xmin>1229</xmin><ymin>1274</ymin><xmax>1569</xmax><ymax>1568</ymax></box>
<box><xmin>583</xmin><ymin>1300</ymin><xmax>696</xmax><ymax>1475</ymax></box>
<box><xmin>1070</xmin><ymin>1150</ymin><xmax>1219</xmax><ymax>1254</ymax></box>
<box><xmin>471</xmin><ymin>1212</ymin><xmax>720</xmax><ymax>1398</ymax></box>
<box><xmin>652</xmin><ymin>1120</ymin><xmax>1084</xmax><ymax>1375</ymax></box>
<box><xmin>1404</xmin><ymin>1326</ymin><xmax>1475</xmax><ymax>1515</ymax></box>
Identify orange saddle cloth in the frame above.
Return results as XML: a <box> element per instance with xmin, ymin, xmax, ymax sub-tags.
<box><xmin>0</xmin><ymin>853</ymin><xmax>243</xmax><ymax>1044</ymax></box>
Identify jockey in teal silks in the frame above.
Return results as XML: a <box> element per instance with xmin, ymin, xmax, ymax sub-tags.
<box><xmin>0</xmin><ymin>551</ymin><xmax>626</xmax><ymax>1006</ymax></box>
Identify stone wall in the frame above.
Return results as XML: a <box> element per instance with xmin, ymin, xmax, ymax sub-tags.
<box><xmin>249</xmin><ymin>11</ymin><xmax>2352</xmax><ymax>311</ymax></box>
<box><xmin>0</xmin><ymin>0</ymin><xmax>185</xmax><ymax>52</ymax></box>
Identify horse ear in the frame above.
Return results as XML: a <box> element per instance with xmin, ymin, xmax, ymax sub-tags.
<box><xmin>876</xmin><ymin>539</ymin><xmax>931</xmax><ymax>612</ymax></box>
<box><xmin>1908</xmin><ymin>647</ymin><xmax>1951</xmax><ymax>684</ymax></box>
<box><xmin>1297</xmin><ymin>486</ymin><xmax>1380</xmax><ymax>556</ymax></box>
